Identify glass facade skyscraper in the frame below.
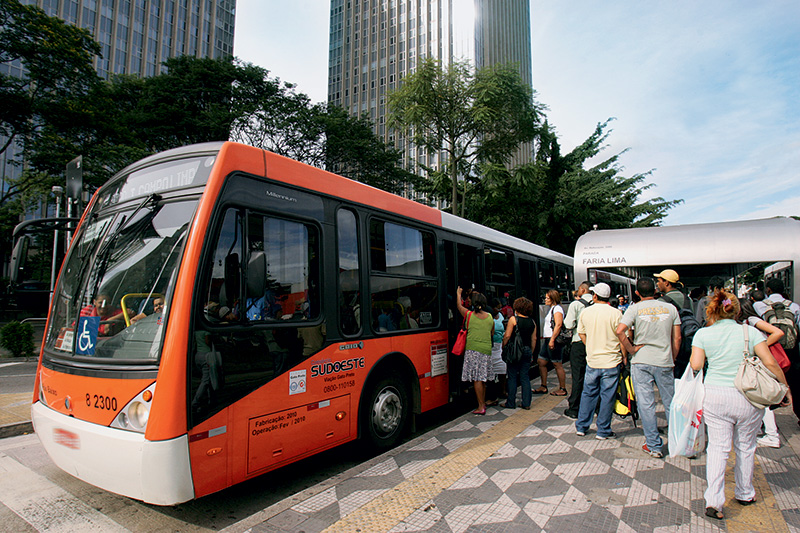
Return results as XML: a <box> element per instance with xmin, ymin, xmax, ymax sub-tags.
<box><xmin>327</xmin><ymin>0</ymin><xmax>532</xmax><ymax>177</ymax></box>
<box><xmin>19</xmin><ymin>0</ymin><xmax>236</xmax><ymax>78</ymax></box>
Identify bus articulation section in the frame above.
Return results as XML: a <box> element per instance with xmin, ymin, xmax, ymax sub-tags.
<box><xmin>32</xmin><ymin>142</ymin><xmax>572</xmax><ymax>504</ymax></box>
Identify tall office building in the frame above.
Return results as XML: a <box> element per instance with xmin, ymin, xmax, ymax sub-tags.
<box><xmin>327</xmin><ymin>0</ymin><xmax>532</xmax><ymax>180</ymax></box>
<box><xmin>15</xmin><ymin>0</ymin><xmax>236</xmax><ymax>79</ymax></box>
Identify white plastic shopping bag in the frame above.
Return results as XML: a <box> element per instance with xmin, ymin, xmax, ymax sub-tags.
<box><xmin>668</xmin><ymin>365</ymin><xmax>705</xmax><ymax>457</ymax></box>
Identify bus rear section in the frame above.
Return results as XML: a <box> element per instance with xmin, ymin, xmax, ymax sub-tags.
<box><xmin>32</xmin><ymin>142</ymin><xmax>453</xmax><ymax>504</ymax></box>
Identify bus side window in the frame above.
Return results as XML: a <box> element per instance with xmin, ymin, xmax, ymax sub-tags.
<box><xmin>338</xmin><ymin>209</ymin><xmax>361</xmax><ymax>336</ymax></box>
<box><xmin>204</xmin><ymin>209</ymin><xmax>243</xmax><ymax>316</ymax></box>
<box><xmin>369</xmin><ymin>219</ymin><xmax>439</xmax><ymax>333</ymax></box>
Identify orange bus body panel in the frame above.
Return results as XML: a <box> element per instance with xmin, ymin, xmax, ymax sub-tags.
<box><xmin>146</xmin><ymin>143</ymin><xmax>266</xmax><ymax>441</ymax></box>
<box><xmin>38</xmin><ymin>365</ymin><xmax>153</xmax><ymax>426</ymax></box>
<box><xmin>189</xmin><ymin>331</ymin><xmax>450</xmax><ymax>497</ymax></box>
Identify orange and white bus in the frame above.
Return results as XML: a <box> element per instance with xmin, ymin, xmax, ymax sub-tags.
<box><xmin>32</xmin><ymin>142</ymin><xmax>572</xmax><ymax>504</ymax></box>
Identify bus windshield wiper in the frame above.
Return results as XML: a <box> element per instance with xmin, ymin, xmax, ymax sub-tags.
<box><xmin>83</xmin><ymin>194</ymin><xmax>161</xmax><ymax>303</ymax></box>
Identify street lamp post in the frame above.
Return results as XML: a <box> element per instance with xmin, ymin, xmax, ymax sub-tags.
<box><xmin>50</xmin><ymin>186</ymin><xmax>64</xmax><ymax>300</ymax></box>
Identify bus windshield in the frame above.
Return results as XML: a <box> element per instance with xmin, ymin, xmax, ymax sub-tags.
<box><xmin>45</xmin><ymin>198</ymin><xmax>198</xmax><ymax>362</ymax></box>
<box><xmin>43</xmin><ymin>153</ymin><xmax>218</xmax><ymax>363</ymax></box>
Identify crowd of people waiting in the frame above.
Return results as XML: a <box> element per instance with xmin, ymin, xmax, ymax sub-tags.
<box><xmin>454</xmin><ymin>268</ymin><xmax>798</xmax><ymax>522</ymax></box>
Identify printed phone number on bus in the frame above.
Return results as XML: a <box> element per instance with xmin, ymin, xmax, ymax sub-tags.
<box><xmin>323</xmin><ymin>379</ymin><xmax>356</xmax><ymax>394</ymax></box>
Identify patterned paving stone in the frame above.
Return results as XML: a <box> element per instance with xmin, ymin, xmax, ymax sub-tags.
<box><xmin>271</xmin><ymin>374</ymin><xmax>800</xmax><ymax>533</ymax></box>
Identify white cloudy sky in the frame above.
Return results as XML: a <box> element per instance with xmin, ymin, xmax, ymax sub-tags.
<box><xmin>233</xmin><ymin>1</ymin><xmax>800</xmax><ymax>226</ymax></box>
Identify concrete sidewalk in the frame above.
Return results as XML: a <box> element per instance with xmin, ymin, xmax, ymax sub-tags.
<box><xmin>0</xmin><ymin>387</ymin><xmax>34</xmax><ymax>439</ymax></box>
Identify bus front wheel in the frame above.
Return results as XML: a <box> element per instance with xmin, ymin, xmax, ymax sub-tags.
<box><xmin>363</xmin><ymin>375</ymin><xmax>409</xmax><ymax>449</ymax></box>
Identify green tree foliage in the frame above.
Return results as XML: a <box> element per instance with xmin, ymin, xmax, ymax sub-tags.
<box><xmin>231</xmin><ymin>84</ymin><xmax>417</xmax><ymax>195</ymax></box>
<box><xmin>387</xmin><ymin>58</ymin><xmax>544</xmax><ymax>215</ymax></box>
<box><xmin>27</xmin><ymin>56</ymin><xmax>272</xmax><ymax>191</ymax></box>
<box><xmin>0</xmin><ymin>0</ymin><xmax>100</xmax><ymax>201</ymax></box>
<box><xmin>468</xmin><ymin>120</ymin><xmax>682</xmax><ymax>255</ymax></box>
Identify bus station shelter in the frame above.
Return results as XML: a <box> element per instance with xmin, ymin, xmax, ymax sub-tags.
<box><xmin>573</xmin><ymin>217</ymin><xmax>800</xmax><ymax>299</ymax></box>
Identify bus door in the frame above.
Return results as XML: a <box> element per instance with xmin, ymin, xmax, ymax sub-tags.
<box><xmin>484</xmin><ymin>247</ymin><xmax>515</xmax><ymax>318</ymax></box>
<box><xmin>445</xmin><ymin>241</ymin><xmax>481</xmax><ymax>395</ymax></box>
<box><xmin>189</xmin><ymin>189</ymin><xmax>339</xmax><ymax>493</ymax></box>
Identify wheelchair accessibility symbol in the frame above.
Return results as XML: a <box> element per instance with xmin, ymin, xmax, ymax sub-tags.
<box><xmin>76</xmin><ymin>317</ymin><xmax>100</xmax><ymax>355</ymax></box>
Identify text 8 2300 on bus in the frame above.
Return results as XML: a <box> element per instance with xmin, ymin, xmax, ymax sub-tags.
<box><xmin>32</xmin><ymin>142</ymin><xmax>573</xmax><ymax>504</ymax></box>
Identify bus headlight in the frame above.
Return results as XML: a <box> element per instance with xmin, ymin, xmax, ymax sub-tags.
<box><xmin>111</xmin><ymin>383</ymin><xmax>155</xmax><ymax>433</ymax></box>
<box><xmin>128</xmin><ymin>401</ymin><xmax>150</xmax><ymax>429</ymax></box>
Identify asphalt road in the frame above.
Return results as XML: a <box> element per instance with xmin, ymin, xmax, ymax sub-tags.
<box><xmin>0</xmin><ymin>360</ymin><xmax>38</xmax><ymax>394</ymax></box>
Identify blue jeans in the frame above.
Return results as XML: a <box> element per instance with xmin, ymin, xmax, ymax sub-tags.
<box><xmin>576</xmin><ymin>365</ymin><xmax>621</xmax><ymax>437</ymax></box>
<box><xmin>630</xmin><ymin>363</ymin><xmax>674</xmax><ymax>453</ymax></box>
<box><xmin>506</xmin><ymin>347</ymin><xmax>532</xmax><ymax>408</ymax></box>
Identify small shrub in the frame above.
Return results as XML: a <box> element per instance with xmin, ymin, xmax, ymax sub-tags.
<box><xmin>0</xmin><ymin>321</ymin><xmax>35</xmax><ymax>358</ymax></box>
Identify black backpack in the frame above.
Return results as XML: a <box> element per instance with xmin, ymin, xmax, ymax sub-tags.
<box><xmin>763</xmin><ymin>299</ymin><xmax>798</xmax><ymax>350</ymax></box>
<box><xmin>556</xmin><ymin>298</ymin><xmax>592</xmax><ymax>344</ymax></box>
<box><xmin>661</xmin><ymin>294</ymin><xmax>701</xmax><ymax>366</ymax></box>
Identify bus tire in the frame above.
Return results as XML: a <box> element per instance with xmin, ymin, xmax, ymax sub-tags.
<box><xmin>362</xmin><ymin>375</ymin><xmax>409</xmax><ymax>449</ymax></box>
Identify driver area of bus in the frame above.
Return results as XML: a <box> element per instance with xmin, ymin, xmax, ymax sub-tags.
<box><xmin>189</xmin><ymin>208</ymin><xmax>323</xmax><ymax>420</ymax></box>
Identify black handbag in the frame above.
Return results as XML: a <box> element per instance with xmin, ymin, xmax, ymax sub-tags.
<box><xmin>551</xmin><ymin>309</ymin><xmax>571</xmax><ymax>345</ymax></box>
<box><xmin>502</xmin><ymin>323</ymin><xmax>525</xmax><ymax>364</ymax></box>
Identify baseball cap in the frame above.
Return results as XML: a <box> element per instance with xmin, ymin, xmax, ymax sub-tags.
<box><xmin>653</xmin><ymin>269</ymin><xmax>680</xmax><ymax>284</ymax></box>
<box><xmin>591</xmin><ymin>282</ymin><xmax>611</xmax><ymax>299</ymax></box>
<box><xmin>218</xmin><ymin>306</ymin><xmax>231</xmax><ymax>319</ymax></box>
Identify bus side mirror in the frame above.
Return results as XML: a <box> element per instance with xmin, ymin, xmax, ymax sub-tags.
<box><xmin>10</xmin><ymin>236</ymin><xmax>30</xmax><ymax>285</ymax></box>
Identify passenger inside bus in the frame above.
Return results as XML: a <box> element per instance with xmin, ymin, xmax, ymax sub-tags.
<box><xmin>80</xmin><ymin>294</ymin><xmax>131</xmax><ymax>336</ymax></box>
<box><xmin>129</xmin><ymin>297</ymin><xmax>164</xmax><ymax>324</ymax></box>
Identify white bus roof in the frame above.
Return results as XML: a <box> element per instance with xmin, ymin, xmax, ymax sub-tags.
<box><xmin>574</xmin><ymin>217</ymin><xmax>800</xmax><ymax>298</ymax></box>
<box><xmin>441</xmin><ymin>211</ymin><xmax>572</xmax><ymax>266</ymax></box>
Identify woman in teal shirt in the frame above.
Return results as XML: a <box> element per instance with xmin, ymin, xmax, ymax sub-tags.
<box><xmin>456</xmin><ymin>287</ymin><xmax>495</xmax><ymax>415</ymax></box>
<box><xmin>690</xmin><ymin>291</ymin><xmax>790</xmax><ymax>520</ymax></box>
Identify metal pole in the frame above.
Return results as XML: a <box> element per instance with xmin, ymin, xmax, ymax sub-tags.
<box><xmin>66</xmin><ymin>197</ymin><xmax>72</xmax><ymax>248</ymax></box>
<box><xmin>50</xmin><ymin>186</ymin><xmax>63</xmax><ymax>301</ymax></box>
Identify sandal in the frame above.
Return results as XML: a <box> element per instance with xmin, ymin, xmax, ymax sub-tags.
<box><xmin>532</xmin><ymin>388</ymin><xmax>548</xmax><ymax>394</ymax></box>
<box><xmin>472</xmin><ymin>409</ymin><xmax>486</xmax><ymax>415</ymax></box>
<box><xmin>737</xmin><ymin>498</ymin><xmax>756</xmax><ymax>506</ymax></box>
<box><xmin>704</xmin><ymin>507</ymin><xmax>723</xmax><ymax>520</ymax></box>
<box><xmin>486</xmin><ymin>399</ymin><xmax>499</xmax><ymax>407</ymax></box>
<box><xmin>550</xmin><ymin>388</ymin><xmax>568</xmax><ymax>396</ymax></box>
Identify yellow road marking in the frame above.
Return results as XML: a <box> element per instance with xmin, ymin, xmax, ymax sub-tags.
<box><xmin>723</xmin><ymin>454</ymin><xmax>789</xmax><ymax>532</ymax></box>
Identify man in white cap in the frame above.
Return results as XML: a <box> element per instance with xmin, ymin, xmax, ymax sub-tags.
<box><xmin>575</xmin><ymin>282</ymin><xmax>626</xmax><ymax>439</ymax></box>
<box><xmin>654</xmin><ymin>269</ymin><xmax>688</xmax><ymax>309</ymax></box>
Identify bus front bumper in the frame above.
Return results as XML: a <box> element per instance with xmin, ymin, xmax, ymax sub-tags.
<box><xmin>31</xmin><ymin>401</ymin><xmax>194</xmax><ymax>505</ymax></box>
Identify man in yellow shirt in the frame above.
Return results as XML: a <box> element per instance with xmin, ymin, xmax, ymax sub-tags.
<box><xmin>576</xmin><ymin>282</ymin><xmax>627</xmax><ymax>439</ymax></box>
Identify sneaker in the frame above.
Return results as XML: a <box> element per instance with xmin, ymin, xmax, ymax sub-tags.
<box><xmin>576</xmin><ymin>430</ymin><xmax>586</xmax><ymax>436</ymax></box>
<box><xmin>564</xmin><ymin>410</ymin><xmax>578</xmax><ymax>419</ymax></box>
<box><xmin>757</xmin><ymin>435</ymin><xmax>780</xmax><ymax>448</ymax></box>
<box><xmin>596</xmin><ymin>432</ymin><xmax>616</xmax><ymax>440</ymax></box>
<box><xmin>642</xmin><ymin>444</ymin><xmax>664</xmax><ymax>458</ymax></box>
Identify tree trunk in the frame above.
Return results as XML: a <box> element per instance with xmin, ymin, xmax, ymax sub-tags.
<box><xmin>450</xmin><ymin>142</ymin><xmax>458</xmax><ymax>215</ymax></box>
